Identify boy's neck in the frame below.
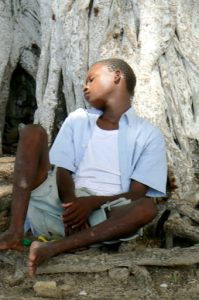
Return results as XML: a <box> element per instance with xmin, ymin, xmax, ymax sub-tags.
<box><xmin>97</xmin><ymin>102</ymin><xmax>131</xmax><ymax>130</ymax></box>
<box><xmin>103</xmin><ymin>101</ymin><xmax>131</xmax><ymax>120</ymax></box>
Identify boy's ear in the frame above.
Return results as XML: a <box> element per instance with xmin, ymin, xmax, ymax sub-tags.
<box><xmin>114</xmin><ymin>69</ymin><xmax>122</xmax><ymax>84</ymax></box>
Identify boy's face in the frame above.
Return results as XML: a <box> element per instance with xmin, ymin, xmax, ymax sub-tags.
<box><xmin>83</xmin><ymin>63</ymin><xmax>117</xmax><ymax>109</ymax></box>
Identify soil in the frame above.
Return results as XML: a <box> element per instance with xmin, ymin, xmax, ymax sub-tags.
<box><xmin>1</xmin><ymin>240</ymin><xmax>199</xmax><ymax>300</ymax></box>
<box><xmin>0</xmin><ymin>156</ymin><xmax>199</xmax><ymax>300</ymax></box>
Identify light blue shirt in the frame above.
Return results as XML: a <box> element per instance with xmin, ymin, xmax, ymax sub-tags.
<box><xmin>50</xmin><ymin>107</ymin><xmax>167</xmax><ymax>197</ymax></box>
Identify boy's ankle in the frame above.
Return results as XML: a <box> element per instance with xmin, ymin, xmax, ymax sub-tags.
<box><xmin>7</xmin><ymin>226</ymin><xmax>24</xmax><ymax>238</ymax></box>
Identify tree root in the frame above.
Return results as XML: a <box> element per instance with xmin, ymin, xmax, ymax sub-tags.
<box><xmin>163</xmin><ymin>193</ymin><xmax>199</xmax><ymax>247</ymax></box>
<box><xmin>36</xmin><ymin>243</ymin><xmax>199</xmax><ymax>275</ymax></box>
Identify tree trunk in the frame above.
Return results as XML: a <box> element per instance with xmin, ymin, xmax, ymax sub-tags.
<box><xmin>0</xmin><ymin>0</ymin><xmax>199</xmax><ymax>242</ymax></box>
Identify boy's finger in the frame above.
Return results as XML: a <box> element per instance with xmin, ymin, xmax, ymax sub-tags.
<box><xmin>62</xmin><ymin>211</ymin><xmax>80</xmax><ymax>224</ymax></box>
<box><xmin>65</xmin><ymin>215</ymin><xmax>83</xmax><ymax>227</ymax></box>
<box><xmin>62</xmin><ymin>202</ymin><xmax>73</xmax><ymax>208</ymax></box>
<box><xmin>65</xmin><ymin>212</ymin><xmax>85</xmax><ymax>226</ymax></box>
<box><xmin>71</xmin><ymin>219</ymin><xmax>85</xmax><ymax>229</ymax></box>
<box><xmin>62</xmin><ymin>207</ymin><xmax>79</xmax><ymax>218</ymax></box>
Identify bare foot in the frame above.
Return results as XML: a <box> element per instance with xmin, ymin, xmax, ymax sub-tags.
<box><xmin>0</xmin><ymin>231</ymin><xmax>24</xmax><ymax>251</ymax></box>
<box><xmin>28</xmin><ymin>241</ymin><xmax>55</xmax><ymax>277</ymax></box>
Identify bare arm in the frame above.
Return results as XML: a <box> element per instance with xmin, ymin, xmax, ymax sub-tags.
<box><xmin>56</xmin><ymin>167</ymin><xmax>76</xmax><ymax>203</ymax></box>
<box><xmin>86</xmin><ymin>180</ymin><xmax>148</xmax><ymax>209</ymax></box>
<box><xmin>73</xmin><ymin>180</ymin><xmax>148</xmax><ymax>210</ymax></box>
<box><xmin>57</xmin><ymin>164</ymin><xmax>148</xmax><ymax>205</ymax></box>
<box><xmin>62</xmin><ymin>180</ymin><xmax>149</xmax><ymax>228</ymax></box>
<box><xmin>57</xmin><ymin>167</ymin><xmax>91</xmax><ymax>235</ymax></box>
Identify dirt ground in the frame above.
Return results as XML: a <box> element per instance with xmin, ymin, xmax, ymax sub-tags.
<box><xmin>0</xmin><ymin>156</ymin><xmax>199</xmax><ymax>300</ymax></box>
<box><xmin>0</xmin><ymin>239</ymin><xmax>199</xmax><ymax>300</ymax></box>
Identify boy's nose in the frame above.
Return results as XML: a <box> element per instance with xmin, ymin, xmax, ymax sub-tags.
<box><xmin>83</xmin><ymin>84</ymin><xmax>88</xmax><ymax>92</ymax></box>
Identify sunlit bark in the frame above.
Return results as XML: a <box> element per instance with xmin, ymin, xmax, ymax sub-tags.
<box><xmin>0</xmin><ymin>0</ymin><xmax>198</xmax><ymax>200</ymax></box>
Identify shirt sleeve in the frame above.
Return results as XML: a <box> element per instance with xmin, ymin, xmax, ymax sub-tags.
<box><xmin>131</xmin><ymin>131</ymin><xmax>167</xmax><ymax>197</ymax></box>
<box><xmin>49</xmin><ymin>115</ymin><xmax>76</xmax><ymax>172</ymax></box>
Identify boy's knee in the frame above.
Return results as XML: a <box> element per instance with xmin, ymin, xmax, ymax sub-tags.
<box><xmin>147</xmin><ymin>199</ymin><xmax>157</xmax><ymax>220</ymax></box>
<box><xmin>136</xmin><ymin>198</ymin><xmax>157</xmax><ymax>222</ymax></box>
<box><xmin>20</xmin><ymin>124</ymin><xmax>47</xmax><ymax>142</ymax></box>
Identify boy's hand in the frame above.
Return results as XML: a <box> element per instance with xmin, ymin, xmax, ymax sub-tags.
<box><xmin>62</xmin><ymin>197</ymin><xmax>94</xmax><ymax>228</ymax></box>
<box><xmin>64</xmin><ymin>222</ymin><xmax>90</xmax><ymax>237</ymax></box>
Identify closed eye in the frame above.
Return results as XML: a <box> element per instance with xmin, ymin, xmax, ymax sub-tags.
<box><xmin>86</xmin><ymin>77</ymin><xmax>94</xmax><ymax>84</ymax></box>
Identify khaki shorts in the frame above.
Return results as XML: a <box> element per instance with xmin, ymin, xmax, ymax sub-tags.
<box><xmin>26</xmin><ymin>169</ymin><xmax>142</xmax><ymax>243</ymax></box>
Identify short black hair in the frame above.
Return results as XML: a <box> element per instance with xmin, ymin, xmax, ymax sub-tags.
<box><xmin>94</xmin><ymin>58</ymin><xmax>136</xmax><ymax>95</ymax></box>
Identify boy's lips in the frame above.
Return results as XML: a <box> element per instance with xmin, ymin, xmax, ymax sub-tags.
<box><xmin>84</xmin><ymin>92</ymin><xmax>90</xmax><ymax>99</ymax></box>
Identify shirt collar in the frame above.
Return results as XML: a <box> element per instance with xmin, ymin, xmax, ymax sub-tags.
<box><xmin>87</xmin><ymin>106</ymin><xmax>137</xmax><ymax>127</ymax></box>
<box><xmin>122</xmin><ymin>107</ymin><xmax>137</xmax><ymax>127</ymax></box>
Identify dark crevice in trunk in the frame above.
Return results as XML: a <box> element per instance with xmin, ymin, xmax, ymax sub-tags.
<box><xmin>2</xmin><ymin>64</ymin><xmax>37</xmax><ymax>154</ymax></box>
<box><xmin>51</xmin><ymin>71</ymin><xmax>67</xmax><ymax>144</ymax></box>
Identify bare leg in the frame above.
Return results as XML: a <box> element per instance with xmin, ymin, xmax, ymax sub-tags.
<box><xmin>28</xmin><ymin>198</ymin><xmax>157</xmax><ymax>276</ymax></box>
<box><xmin>0</xmin><ymin>125</ymin><xmax>50</xmax><ymax>251</ymax></box>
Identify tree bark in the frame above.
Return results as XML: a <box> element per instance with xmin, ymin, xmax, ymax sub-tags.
<box><xmin>35</xmin><ymin>243</ymin><xmax>199</xmax><ymax>274</ymax></box>
<box><xmin>0</xmin><ymin>0</ymin><xmax>199</xmax><ymax>241</ymax></box>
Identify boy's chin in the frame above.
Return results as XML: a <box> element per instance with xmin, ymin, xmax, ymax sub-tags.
<box><xmin>87</xmin><ymin>99</ymin><xmax>104</xmax><ymax>110</ymax></box>
<box><xmin>91</xmin><ymin>103</ymin><xmax>104</xmax><ymax>110</ymax></box>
